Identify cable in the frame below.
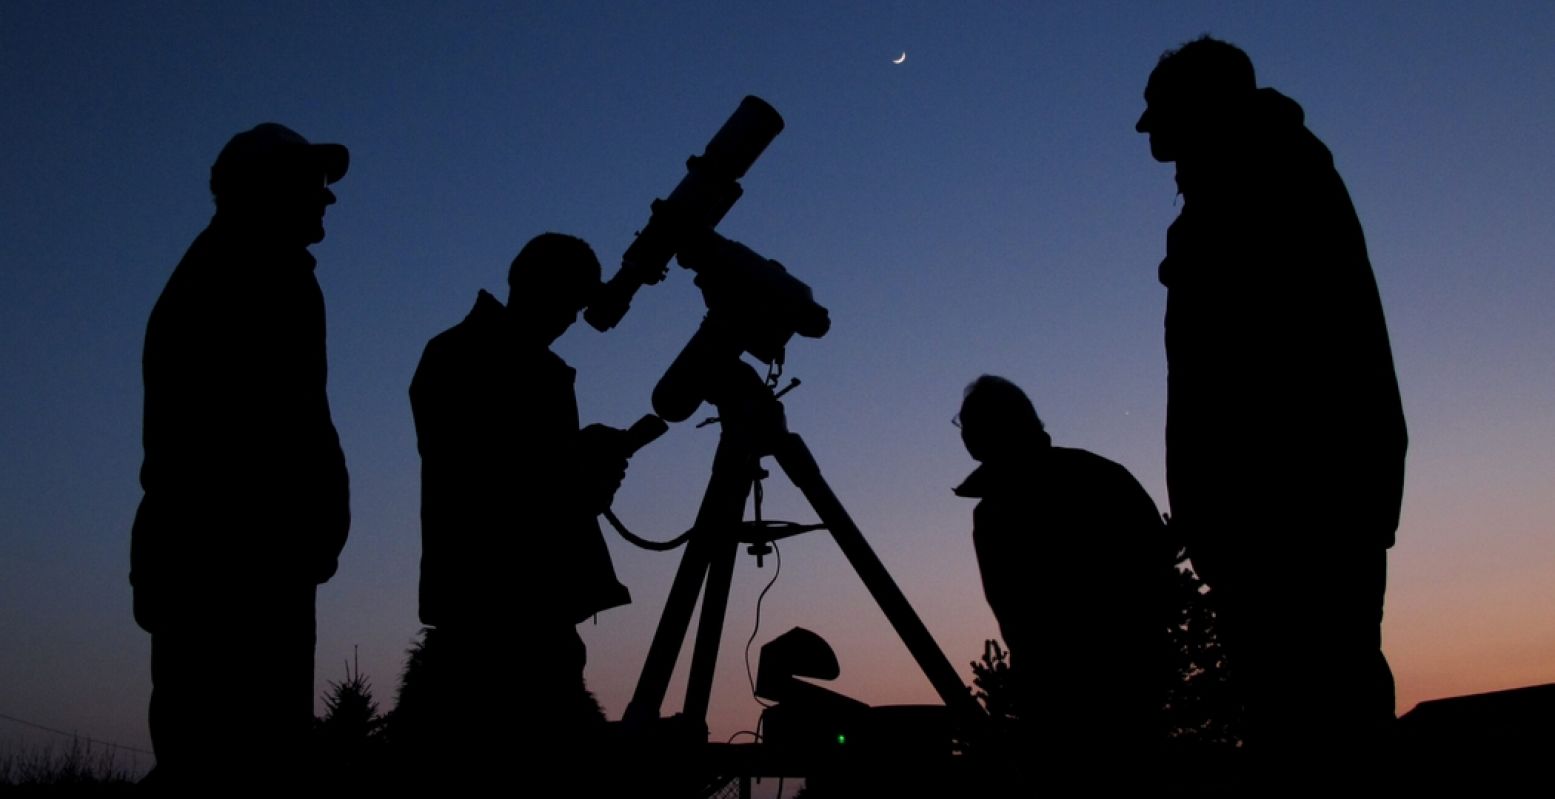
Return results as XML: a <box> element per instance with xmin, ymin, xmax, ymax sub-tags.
<box><xmin>602</xmin><ymin>508</ymin><xmax>694</xmax><ymax>551</ymax></box>
<box><xmin>743</xmin><ymin>539</ymin><xmax>781</xmax><ymax>709</ymax></box>
<box><xmin>0</xmin><ymin>711</ymin><xmax>154</xmax><ymax>756</ymax></box>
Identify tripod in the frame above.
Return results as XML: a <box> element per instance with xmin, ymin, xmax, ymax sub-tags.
<box><xmin>622</xmin><ymin>361</ymin><xmax>982</xmax><ymax>731</ymax></box>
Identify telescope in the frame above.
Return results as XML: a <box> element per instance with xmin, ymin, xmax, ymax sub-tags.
<box><xmin>596</xmin><ymin>96</ymin><xmax>983</xmax><ymax>796</ymax></box>
<box><xmin>585</xmin><ymin>94</ymin><xmax>830</xmax><ymax>423</ymax></box>
<box><xmin>585</xmin><ymin>95</ymin><xmax>787</xmax><ymax>333</ymax></box>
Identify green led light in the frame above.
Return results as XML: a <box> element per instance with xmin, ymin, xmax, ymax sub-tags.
<box><xmin>836</xmin><ymin>734</ymin><xmax>846</xmax><ymax>745</ymax></box>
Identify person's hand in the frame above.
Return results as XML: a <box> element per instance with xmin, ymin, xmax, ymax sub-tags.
<box><xmin>578</xmin><ymin>424</ymin><xmax>629</xmax><ymax>514</ymax></box>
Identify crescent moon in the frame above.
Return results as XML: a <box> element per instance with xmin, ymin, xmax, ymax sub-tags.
<box><xmin>893</xmin><ymin>51</ymin><xmax>907</xmax><ymax>64</ymax></box>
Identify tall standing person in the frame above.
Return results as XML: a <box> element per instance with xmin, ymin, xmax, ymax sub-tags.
<box><xmin>1134</xmin><ymin>37</ymin><xmax>1407</xmax><ymax>780</ymax></box>
<box><xmin>132</xmin><ymin>123</ymin><xmax>351</xmax><ymax>787</ymax></box>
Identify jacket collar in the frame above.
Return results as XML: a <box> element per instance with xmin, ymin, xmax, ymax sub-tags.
<box><xmin>469</xmin><ymin>288</ymin><xmax>506</xmax><ymax>323</ymax></box>
<box><xmin>953</xmin><ymin>445</ymin><xmax>1054</xmax><ymax>498</ymax></box>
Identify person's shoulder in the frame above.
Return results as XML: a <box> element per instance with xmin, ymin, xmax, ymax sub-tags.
<box><xmin>423</xmin><ymin>314</ymin><xmax>472</xmax><ymax>353</ymax></box>
<box><xmin>429</xmin><ymin>291</ymin><xmax>504</xmax><ymax>345</ymax></box>
<box><xmin>1052</xmin><ymin>446</ymin><xmax>1152</xmax><ymax>492</ymax></box>
<box><xmin>1251</xmin><ymin>87</ymin><xmax>1339</xmax><ymax>171</ymax></box>
<box><xmin>412</xmin><ymin>295</ymin><xmax>488</xmax><ymax>382</ymax></box>
<box><xmin>1051</xmin><ymin>445</ymin><xmax>1122</xmax><ymax>473</ymax></box>
<box><xmin>147</xmin><ymin>226</ymin><xmax>234</xmax><ymax>324</ymax></box>
<box><xmin>163</xmin><ymin>224</ymin><xmax>226</xmax><ymax>282</ymax></box>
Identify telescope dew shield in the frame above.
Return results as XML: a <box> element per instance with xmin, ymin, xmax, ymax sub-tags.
<box><xmin>699</xmin><ymin>95</ymin><xmax>786</xmax><ymax>183</ymax></box>
<box><xmin>586</xmin><ymin>96</ymin><xmax>786</xmax><ymax>332</ymax></box>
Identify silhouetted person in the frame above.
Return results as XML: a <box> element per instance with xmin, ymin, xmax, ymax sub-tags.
<box><xmin>953</xmin><ymin>376</ymin><xmax>1175</xmax><ymax>785</ymax></box>
<box><xmin>131</xmin><ymin>123</ymin><xmax>351</xmax><ymax>787</ymax></box>
<box><xmin>1136</xmin><ymin>37</ymin><xmax>1407</xmax><ymax>780</ymax></box>
<box><xmin>407</xmin><ymin>233</ymin><xmax>631</xmax><ymax>785</ymax></box>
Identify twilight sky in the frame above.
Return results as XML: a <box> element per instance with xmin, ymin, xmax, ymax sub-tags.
<box><xmin>3</xmin><ymin>1</ymin><xmax>1553</xmax><ymax>765</ymax></box>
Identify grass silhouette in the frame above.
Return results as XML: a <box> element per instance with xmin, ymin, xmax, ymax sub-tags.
<box><xmin>0</xmin><ymin>738</ymin><xmax>140</xmax><ymax>789</ymax></box>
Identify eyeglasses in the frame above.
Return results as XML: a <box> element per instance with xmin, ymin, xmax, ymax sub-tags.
<box><xmin>951</xmin><ymin>413</ymin><xmax>961</xmax><ymax>429</ymax></box>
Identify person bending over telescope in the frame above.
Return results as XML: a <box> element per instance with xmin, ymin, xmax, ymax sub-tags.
<box><xmin>954</xmin><ymin>375</ymin><xmax>1175</xmax><ymax>784</ymax></box>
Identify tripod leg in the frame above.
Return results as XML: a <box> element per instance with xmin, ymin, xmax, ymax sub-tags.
<box><xmin>626</xmin><ymin>431</ymin><xmax>757</xmax><ymax>727</ymax></box>
<box><xmin>683</xmin><ymin>499</ymin><xmax>741</xmax><ymax>723</ymax></box>
<box><xmin>773</xmin><ymin>431</ymin><xmax>983</xmax><ymax>721</ymax></box>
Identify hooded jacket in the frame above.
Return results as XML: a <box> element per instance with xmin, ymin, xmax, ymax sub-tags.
<box><xmin>1160</xmin><ymin>88</ymin><xmax>1407</xmax><ymax>564</ymax></box>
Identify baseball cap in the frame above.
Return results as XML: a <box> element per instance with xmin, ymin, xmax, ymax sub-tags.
<box><xmin>209</xmin><ymin>123</ymin><xmax>349</xmax><ymax>198</ymax></box>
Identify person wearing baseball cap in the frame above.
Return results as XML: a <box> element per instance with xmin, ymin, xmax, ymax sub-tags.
<box><xmin>208</xmin><ymin>122</ymin><xmax>349</xmax><ymax>247</ymax></box>
<box><xmin>132</xmin><ymin>123</ymin><xmax>352</xmax><ymax>786</ymax></box>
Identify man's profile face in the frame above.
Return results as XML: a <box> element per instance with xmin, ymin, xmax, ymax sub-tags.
<box><xmin>509</xmin><ymin>266</ymin><xmax>597</xmax><ymax>346</ymax></box>
<box><xmin>273</xmin><ymin>166</ymin><xmax>336</xmax><ymax>246</ymax></box>
<box><xmin>1136</xmin><ymin>80</ymin><xmax>1183</xmax><ymax>164</ymax></box>
<box><xmin>228</xmin><ymin>162</ymin><xmax>336</xmax><ymax>248</ymax></box>
<box><xmin>958</xmin><ymin>406</ymin><xmax>995</xmax><ymax>464</ymax></box>
<box><xmin>535</xmin><ymin>285</ymin><xmax>587</xmax><ymax>345</ymax></box>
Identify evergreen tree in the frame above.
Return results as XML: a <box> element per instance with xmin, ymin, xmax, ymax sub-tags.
<box><xmin>1163</xmin><ymin>547</ymin><xmax>1242</xmax><ymax>755</ymax></box>
<box><xmin>970</xmin><ymin>638</ymin><xmax>1018</xmax><ymax>724</ymax></box>
<box><xmin>315</xmin><ymin>646</ymin><xmax>386</xmax><ymax>782</ymax></box>
<box><xmin>377</xmin><ymin>627</ymin><xmax>435</xmax><ymax>753</ymax></box>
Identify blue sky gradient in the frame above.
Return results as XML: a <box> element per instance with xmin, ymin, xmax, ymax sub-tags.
<box><xmin>3</xmin><ymin>1</ymin><xmax>1553</xmax><ymax>762</ymax></box>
